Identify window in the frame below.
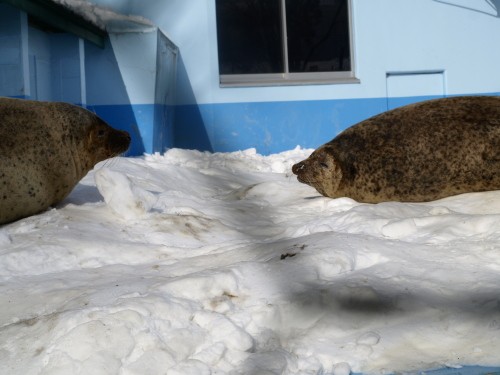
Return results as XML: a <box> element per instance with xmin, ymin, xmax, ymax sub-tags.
<box><xmin>215</xmin><ymin>0</ymin><xmax>357</xmax><ymax>87</ymax></box>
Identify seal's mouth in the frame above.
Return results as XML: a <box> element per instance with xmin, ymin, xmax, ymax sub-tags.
<box><xmin>296</xmin><ymin>175</ymin><xmax>320</xmax><ymax>186</ymax></box>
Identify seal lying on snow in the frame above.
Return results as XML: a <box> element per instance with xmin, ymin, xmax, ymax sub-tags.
<box><xmin>0</xmin><ymin>97</ymin><xmax>131</xmax><ymax>224</ymax></box>
<box><xmin>292</xmin><ymin>96</ymin><xmax>500</xmax><ymax>203</ymax></box>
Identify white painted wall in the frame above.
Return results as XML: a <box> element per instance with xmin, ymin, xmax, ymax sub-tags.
<box><xmin>108</xmin><ymin>31</ymin><xmax>158</xmax><ymax>105</ymax></box>
<box><xmin>88</xmin><ymin>0</ymin><xmax>500</xmax><ymax>106</ymax></box>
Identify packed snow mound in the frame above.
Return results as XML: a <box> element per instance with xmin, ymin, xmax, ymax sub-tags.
<box><xmin>1</xmin><ymin>147</ymin><xmax>500</xmax><ymax>375</ymax></box>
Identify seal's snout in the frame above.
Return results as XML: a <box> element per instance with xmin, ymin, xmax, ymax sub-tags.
<box><xmin>119</xmin><ymin>130</ymin><xmax>131</xmax><ymax>150</ymax></box>
<box><xmin>292</xmin><ymin>161</ymin><xmax>306</xmax><ymax>175</ymax></box>
<box><xmin>122</xmin><ymin>130</ymin><xmax>131</xmax><ymax>145</ymax></box>
<box><xmin>110</xmin><ymin>129</ymin><xmax>131</xmax><ymax>155</ymax></box>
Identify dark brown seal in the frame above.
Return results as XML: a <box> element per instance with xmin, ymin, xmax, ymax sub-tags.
<box><xmin>0</xmin><ymin>97</ymin><xmax>131</xmax><ymax>224</ymax></box>
<box><xmin>292</xmin><ymin>96</ymin><xmax>500</xmax><ymax>203</ymax></box>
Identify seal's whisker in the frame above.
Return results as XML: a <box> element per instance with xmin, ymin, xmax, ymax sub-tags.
<box><xmin>102</xmin><ymin>157</ymin><xmax>118</xmax><ymax>169</ymax></box>
<box><xmin>95</xmin><ymin>158</ymin><xmax>111</xmax><ymax>171</ymax></box>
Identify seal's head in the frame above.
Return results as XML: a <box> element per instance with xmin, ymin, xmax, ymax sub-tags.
<box><xmin>292</xmin><ymin>145</ymin><xmax>343</xmax><ymax>198</ymax></box>
<box><xmin>83</xmin><ymin>116</ymin><xmax>131</xmax><ymax>166</ymax></box>
<box><xmin>0</xmin><ymin>98</ymin><xmax>132</xmax><ymax>225</ymax></box>
<box><xmin>52</xmin><ymin>102</ymin><xmax>131</xmax><ymax>172</ymax></box>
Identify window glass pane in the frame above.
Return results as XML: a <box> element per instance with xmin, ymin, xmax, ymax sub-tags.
<box><xmin>216</xmin><ymin>0</ymin><xmax>284</xmax><ymax>74</ymax></box>
<box><xmin>286</xmin><ymin>0</ymin><xmax>351</xmax><ymax>73</ymax></box>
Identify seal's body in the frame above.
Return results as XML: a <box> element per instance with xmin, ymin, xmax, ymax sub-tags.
<box><xmin>0</xmin><ymin>97</ymin><xmax>130</xmax><ymax>224</ymax></box>
<box><xmin>292</xmin><ymin>96</ymin><xmax>500</xmax><ymax>203</ymax></box>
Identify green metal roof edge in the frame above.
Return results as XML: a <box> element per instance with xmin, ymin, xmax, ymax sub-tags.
<box><xmin>0</xmin><ymin>0</ymin><xmax>107</xmax><ymax>47</ymax></box>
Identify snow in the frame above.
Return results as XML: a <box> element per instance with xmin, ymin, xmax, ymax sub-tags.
<box><xmin>50</xmin><ymin>0</ymin><xmax>155</xmax><ymax>32</ymax></box>
<box><xmin>1</xmin><ymin>147</ymin><xmax>500</xmax><ymax>375</ymax></box>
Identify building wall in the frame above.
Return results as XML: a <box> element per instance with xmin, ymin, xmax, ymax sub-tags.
<box><xmin>0</xmin><ymin>3</ymin><xmax>177</xmax><ymax>155</ymax></box>
<box><xmin>84</xmin><ymin>31</ymin><xmax>179</xmax><ymax>155</ymax></box>
<box><xmin>0</xmin><ymin>4</ymin><xmax>26</xmax><ymax>98</ymax></box>
<box><xmin>1</xmin><ymin>1</ymin><xmax>500</xmax><ymax>155</ymax></box>
<box><xmin>87</xmin><ymin>0</ymin><xmax>500</xmax><ymax>154</ymax></box>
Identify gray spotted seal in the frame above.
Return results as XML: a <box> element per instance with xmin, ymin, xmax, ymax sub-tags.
<box><xmin>292</xmin><ymin>96</ymin><xmax>500</xmax><ymax>203</ymax></box>
<box><xmin>0</xmin><ymin>97</ymin><xmax>131</xmax><ymax>224</ymax></box>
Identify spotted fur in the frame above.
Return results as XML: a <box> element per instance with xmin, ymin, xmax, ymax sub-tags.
<box><xmin>0</xmin><ymin>97</ymin><xmax>130</xmax><ymax>224</ymax></box>
<box><xmin>292</xmin><ymin>96</ymin><xmax>500</xmax><ymax>203</ymax></box>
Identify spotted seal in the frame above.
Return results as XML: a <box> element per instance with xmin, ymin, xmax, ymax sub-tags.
<box><xmin>292</xmin><ymin>96</ymin><xmax>500</xmax><ymax>203</ymax></box>
<box><xmin>0</xmin><ymin>97</ymin><xmax>131</xmax><ymax>224</ymax></box>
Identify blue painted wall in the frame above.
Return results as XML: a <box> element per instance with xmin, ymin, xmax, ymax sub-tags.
<box><xmin>88</xmin><ymin>30</ymin><xmax>178</xmax><ymax>155</ymax></box>
<box><xmin>86</xmin><ymin>0</ymin><xmax>500</xmax><ymax>154</ymax></box>
<box><xmin>0</xmin><ymin>4</ymin><xmax>177</xmax><ymax>155</ymax></box>
<box><xmin>1</xmin><ymin>1</ymin><xmax>500</xmax><ymax>155</ymax></box>
<box><xmin>175</xmin><ymin>98</ymin><xmax>389</xmax><ymax>154</ymax></box>
<box><xmin>0</xmin><ymin>4</ymin><xmax>26</xmax><ymax>98</ymax></box>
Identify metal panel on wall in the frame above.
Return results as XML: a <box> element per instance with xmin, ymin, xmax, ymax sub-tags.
<box><xmin>386</xmin><ymin>71</ymin><xmax>446</xmax><ymax>110</ymax></box>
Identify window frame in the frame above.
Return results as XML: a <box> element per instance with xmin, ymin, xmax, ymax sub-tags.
<box><xmin>217</xmin><ymin>0</ymin><xmax>358</xmax><ymax>87</ymax></box>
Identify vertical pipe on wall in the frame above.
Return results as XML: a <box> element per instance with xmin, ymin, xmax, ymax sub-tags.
<box><xmin>20</xmin><ymin>11</ymin><xmax>30</xmax><ymax>98</ymax></box>
<box><xmin>79</xmin><ymin>38</ymin><xmax>87</xmax><ymax>106</ymax></box>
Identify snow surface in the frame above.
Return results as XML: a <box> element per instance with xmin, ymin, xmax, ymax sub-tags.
<box><xmin>1</xmin><ymin>147</ymin><xmax>500</xmax><ymax>375</ymax></box>
<box><xmin>50</xmin><ymin>0</ymin><xmax>155</xmax><ymax>32</ymax></box>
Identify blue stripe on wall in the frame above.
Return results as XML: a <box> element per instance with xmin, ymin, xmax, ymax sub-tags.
<box><xmin>88</xmin><ymin>104</ymin><xmax>149</xmax><ymax>156</ymax></box>
<box><xmin>87</xmin><ymin>93</ymin><xmax>499</xmax><ymax>156</ymax></box>
<box><xmin>175</xmin><ymin>93</ymin><xmax>500</xmax><ymax>155</ymax></box>
<box><xmin>175</xmin><ymin>97</ymin><xmax>386</xmax><ymax>155</ymax></box>
<box><xmin>89</xmin><ymin>104</ymin><xmax>175</xmax><ymax>156</ymax></box>
<box><xmin>174</xmin><ymin>95</ymin><xmax>448</xmax><ymax>155</ymax></box>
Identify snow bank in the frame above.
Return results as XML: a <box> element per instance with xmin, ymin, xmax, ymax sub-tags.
<box><xmin>1</xmin><ymin>147</ymin><xmax>500</xmax><ymax>375</ymax></box>
<box><xmin>50</xmin><ymin>0</ymin><xmax>155</xmax><ymax>32</ymax></box>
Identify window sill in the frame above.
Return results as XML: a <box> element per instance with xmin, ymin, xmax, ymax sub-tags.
<box><xmin>219</xmin><ymin>76</ymin><xmax>360</xmax><ymax>88</ymax></box>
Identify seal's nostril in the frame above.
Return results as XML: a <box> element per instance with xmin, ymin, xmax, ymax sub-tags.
<box><xmin>292</xmin><ymin>162</ymin><xmax>303</xmax><ymax>174</ymax></box>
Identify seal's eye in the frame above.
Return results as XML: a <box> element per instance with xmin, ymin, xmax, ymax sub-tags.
<box><xmin>320</xmin><ymin>162</ymin><xmax>329</xmax><ymax>169</ymax></box>
<box><xmin>97</xmin><ymin>129</ymin><xmax>106</xmax><ymax>138</ymax></box>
